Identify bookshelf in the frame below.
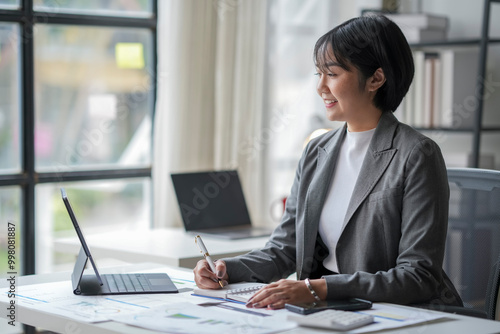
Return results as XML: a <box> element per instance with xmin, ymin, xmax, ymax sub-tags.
<box><xmin>410</xmin><ymin>38</ymin><xmax>500</xmax><ymax>48</ymax></box>
<box><xmin>406</xmin><ymin>0</ymin><xmax>500</xmax><ymax>168</ymax></box>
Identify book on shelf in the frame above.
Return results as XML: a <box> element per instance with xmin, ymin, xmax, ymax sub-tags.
<box><xmin>432</xmin><ymin>56</ymin><xmax>442</xmax><ymax>128</ymax></box>
<box><xmin>412</xmin><ymin>50</ymin><xmax>426</xmax><ymax>127</ymax></box>
<box><xmin>423</xmin><ymin>53</ymin><xmax>436</xmax><ymax>127</ymax></box>
<box><xmin>440</xmin><ymin>48</ymin><xmax>479</xmax><ymax>128</ymax></box>
<box><xmin>399</xmin><ymin>47</ymin><xmax>479</xmax><ymax>129</ymax></box>
<box><xmin>192</xmin><ymin>282</ymin><xmax>266</xmax><ymax>303</ymax></box>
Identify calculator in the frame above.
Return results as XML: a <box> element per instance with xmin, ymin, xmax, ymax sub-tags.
<box><xmin>287</xmin><ymin>309</ymin><xmax>374</xmax><ymax>331</ymax></box>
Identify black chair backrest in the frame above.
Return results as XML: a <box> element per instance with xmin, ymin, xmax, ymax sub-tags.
<box><xmin>445</xmin><ymin>168</ymin><xmax>500</xmax><ymax>319</ymax></box>
<box><xmin>485</xmin><ymin>252</ymin><xmax>500</xmax><ymax>320</ymax></box>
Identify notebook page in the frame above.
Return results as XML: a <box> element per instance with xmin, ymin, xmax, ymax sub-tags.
<box><xmin>226</xmin><ymin>283</ymin><xmax>265</xmax><ymax>302</ymax></box>
<box><xmin>193</xmin><ymin>282</ymin><xmax>265</xmax><ymax>302</ymax></box>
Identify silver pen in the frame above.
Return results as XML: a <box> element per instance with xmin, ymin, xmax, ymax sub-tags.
<box><xmin>195</xmin><ymin>235</ymin><xmax>224</xmax><ymax>288</ymax></box>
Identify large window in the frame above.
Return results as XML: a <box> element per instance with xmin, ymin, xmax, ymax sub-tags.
<box><xmin>0</xmin><ymin>0</ymin><xmax>157</xmax><ymax>276</ymax></box>
<box><xmin>264</xmin><ymin>0</ymin><xmax>340</xmax><ymax>218</ymax></box>
<box><xmin>34</xmin><ymin>25</ymin><xmax>153</xmax><ymax>171</ymax></box>
<box><xmin>0</xmin><ymin>23</ymin><xmax>21</xmax><ymax>173</ymax></box>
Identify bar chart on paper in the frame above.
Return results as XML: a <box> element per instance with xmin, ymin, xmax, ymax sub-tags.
<box><xmin>110</xmin><ymin>302</ymin><xmax>296</xmax><ymax>334</ymax></box>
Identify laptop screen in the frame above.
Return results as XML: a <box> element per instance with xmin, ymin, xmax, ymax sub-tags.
<box><xmin>170</xmin><ymin>170</ymin><xmax>252</xmax><ymax>231</ymax></box>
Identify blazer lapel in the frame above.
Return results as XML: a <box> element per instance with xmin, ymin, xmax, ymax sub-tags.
<box><xmin>343</xmin><ymin>112</ymin><xmax>399</xmax><ymax>228</ymax></box>
<box><xmin>299</xmin><ymin>125</ymin><xmax>346</xmax><ymax>278</ymax></box>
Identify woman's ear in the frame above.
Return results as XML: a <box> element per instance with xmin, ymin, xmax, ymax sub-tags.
<box><xmin>367</xmin><ymin>67</ymin><xmax>386</xmax><ymax>92</ymax></box>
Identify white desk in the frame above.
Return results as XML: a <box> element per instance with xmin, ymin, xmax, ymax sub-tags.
<box><xmin>2</xmin><ymin>263</ymin><xmax>500</xmax><ymax>334</ymax></box>
<box><xmin>54</xmin><ymin>227</ymin><xmax>269</xmax><ymax>269</ymax></box>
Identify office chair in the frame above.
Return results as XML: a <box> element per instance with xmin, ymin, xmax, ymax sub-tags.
<box><xmin>485</xmin><ymin>252</ymin><xmax>500</xmax><ymax>320</ymax></box>
<box><xmin>440</xmin><ymin>167</ymin><xmax>500</xmax><ymax>320</ymax></box>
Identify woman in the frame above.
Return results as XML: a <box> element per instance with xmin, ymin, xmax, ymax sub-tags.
<box><xmin>193</xmin><ymin>15</ymin><xmax>462</xmax><ymax>310</ymax></box>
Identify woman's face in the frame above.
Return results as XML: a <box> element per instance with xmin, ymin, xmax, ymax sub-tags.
<box><xmin>315</xmin><ymin>53</ymin><xmax>381</xmax><ymax>130</ymax></box>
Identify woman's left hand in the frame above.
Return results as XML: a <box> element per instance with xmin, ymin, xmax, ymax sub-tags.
<box><xmin>246</xmin><ymin>279</ymin><xmax>319</xmax><ymax>309</ymax></box>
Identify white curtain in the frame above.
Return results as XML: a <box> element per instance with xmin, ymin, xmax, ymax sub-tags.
<box><xmin>154</xmin><ymin>0</ymin><xmax>268</xmax><ymax>227</ymax></box>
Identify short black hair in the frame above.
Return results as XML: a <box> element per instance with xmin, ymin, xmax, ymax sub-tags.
<box><xmin>314</xmin><ymin>15</ymin><xmax>414</xmax><ymax>112</ymax></box>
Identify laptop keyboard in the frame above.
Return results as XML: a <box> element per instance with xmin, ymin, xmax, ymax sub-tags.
<box><xmin>103</xmin><ymin>274</ymin><xmax>152</xmax><ymax>293</ymax></box>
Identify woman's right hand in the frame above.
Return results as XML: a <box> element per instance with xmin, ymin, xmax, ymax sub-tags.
<box><xmin>193</xmin><ymin>259</ymin><xmax>228</xmax><ymax>289</ymax></box>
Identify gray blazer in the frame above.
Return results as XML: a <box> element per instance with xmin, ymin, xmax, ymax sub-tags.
<box><xmin>224</xmin><ymin>112</ymin><xmax>462</xmax><ymax>306</ymax></box>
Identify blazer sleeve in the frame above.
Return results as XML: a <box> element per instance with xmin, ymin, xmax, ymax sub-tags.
<box><xmin>222</xmin><ymin>144</ymin><xmax>311</xmax><ymax>283</ymax></box>
<box><xmin>323</xmin><ymin>138</ymin><xmax>451</xmax><ymax>305</ymax></box>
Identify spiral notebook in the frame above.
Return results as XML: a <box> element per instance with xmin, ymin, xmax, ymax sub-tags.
<box><xmin>193</xmin><ymin>282</ymin><xmax>266</xmax><ymax>303</ymax></box>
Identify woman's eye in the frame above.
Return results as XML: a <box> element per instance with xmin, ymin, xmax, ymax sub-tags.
<box><xmin>314</xmin><ymin>72</ymin><xmax>336</xmax><ymax>78</ymax></box>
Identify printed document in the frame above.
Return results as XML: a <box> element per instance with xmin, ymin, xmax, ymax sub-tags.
<box><xmin>111</xmin><ymin>301</ymin><xmax>296</xmax><ymax>334</ymax></box>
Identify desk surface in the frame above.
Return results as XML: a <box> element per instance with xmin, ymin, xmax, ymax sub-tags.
<box><xmin>54</xmin><ymin>227</ymin><xmax>269</xmax><ymax>269</ymax></box>
<box><xmin>1</xmin><ymin>263</ymin><xmax>500</xmax><ymax>334</ymax></box>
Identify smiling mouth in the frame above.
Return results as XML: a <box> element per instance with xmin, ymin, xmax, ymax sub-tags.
<box><xmin>324</xmin><ymin>99</ymin><xmax>338</xmax><ymax>107</ymax></box>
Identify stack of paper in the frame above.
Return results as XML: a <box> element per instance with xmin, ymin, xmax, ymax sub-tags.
<box><xmin>384</xmin><ymin>13</ymin><xmax>449</xmax><ymax>43</ymax></box>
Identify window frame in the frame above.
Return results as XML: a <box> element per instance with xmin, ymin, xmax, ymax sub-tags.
<box><xmin>0</xmin><ymin>0</ymin><xmax>157</xmax><ymax>276</ymax></box>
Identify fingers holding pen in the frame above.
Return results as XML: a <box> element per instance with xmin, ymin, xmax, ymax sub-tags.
<box><xmin>193</xmin><ymin>259</ymin><xmax>226</xmax><ymax>289</ymax></box>
<box><xmin>194</xmin><ymin>236</ymin><xmax>228</xmax><ymax>289</ymax></box>
<box><xmin>214</xmin><ymin>260</ymin><xmax>228</xmax><ymax>280</ymax></box>
<box><xmin>193</xmin><ymin>259</ymin><xmax>228</xmax><ymax>289</ymax></box>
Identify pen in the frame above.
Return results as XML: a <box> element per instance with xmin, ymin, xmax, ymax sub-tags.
<box><xmin>195</xmin><ymin>235</ymin><xmax>224</xmax><ymax>288</ymax></box>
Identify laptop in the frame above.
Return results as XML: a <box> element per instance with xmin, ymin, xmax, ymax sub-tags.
<box><xmin>170</xmin><ymin>170</ymin><xmax>273</xmax><ymax>239</ymax></box>
<box><xmin>60</xmin><ymin>188</ymin><xmax>178</xmax><ymax>296</ymax></box>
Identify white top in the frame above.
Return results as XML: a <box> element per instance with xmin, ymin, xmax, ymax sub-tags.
<box><xmin>318</xmin><ymin>128</ymin><xmax>375</xmax><ymax>273</ymax></box>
